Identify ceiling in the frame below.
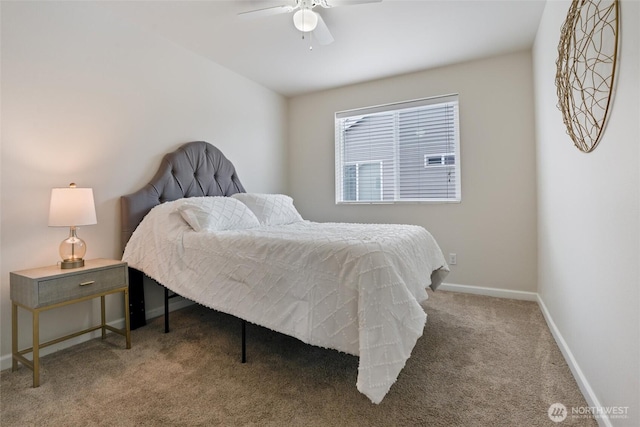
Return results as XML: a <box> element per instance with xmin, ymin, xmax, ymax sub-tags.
<box><xmin>100</xmin><ymin>0</ymin><xmax>546</xmax><ymax>97</ymax></box>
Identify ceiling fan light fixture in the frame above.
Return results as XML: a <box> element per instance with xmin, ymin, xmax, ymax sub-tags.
<box><xmin>293</xmin><ymin>9</ymin><xmax>318</xmax><ymax>32</ymax></box>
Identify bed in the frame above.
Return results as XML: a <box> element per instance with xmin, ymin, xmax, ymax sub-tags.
<box><xmin>121</xmin><ymin>141</ymin><xmax>449</xmax><ymax>404</ymax></box>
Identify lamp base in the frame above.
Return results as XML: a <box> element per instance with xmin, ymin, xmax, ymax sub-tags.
<box><xmin>61</xmin><ymin>259</ymin><xmax>85</xmax><ymax>269</ymax></box>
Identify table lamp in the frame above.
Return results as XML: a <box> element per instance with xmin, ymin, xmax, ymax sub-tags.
<box><xmin>48</xmin><ymin>183</ymin><xmax>97</xmax><ymax>269</ymax></box>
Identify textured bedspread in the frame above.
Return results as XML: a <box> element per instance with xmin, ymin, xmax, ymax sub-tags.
<box><xmin>122</xmin><ymin>202</ymin><xmax>448</xmax><ymax>403</ymax></box>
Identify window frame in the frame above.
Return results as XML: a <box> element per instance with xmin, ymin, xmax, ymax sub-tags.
<box><xmin>335</xmin><ymin>94</ymin><xmax>461</xmax><ymax>204</ymax></box>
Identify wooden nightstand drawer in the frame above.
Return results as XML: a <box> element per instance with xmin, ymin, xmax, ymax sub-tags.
<box><xmin>38</xmin><ymin>265</ymin><xmax>127</xmax><ymax>307</ymax></box>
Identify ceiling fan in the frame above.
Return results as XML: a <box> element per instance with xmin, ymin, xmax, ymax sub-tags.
<box><xmin>239</xmin><ymin>0</ymin><xmax>382</xmax><ymax>46</ymax></box>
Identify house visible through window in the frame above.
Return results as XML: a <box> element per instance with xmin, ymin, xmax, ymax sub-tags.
<box><xmin>343</xmin><ymin>161</ymin><xmax>383</xmax><ymax>201</ymax></box>
<box><xmin>335</xmin><ymin>94</ymin><xmax>461</xmax><ymax>203</ymax></box>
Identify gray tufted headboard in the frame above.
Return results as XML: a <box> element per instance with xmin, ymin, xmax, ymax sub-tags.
<box><xmin>121</xmin><ymin>141</ymin><xmax>245</xmax><ymax>252</ymax></box>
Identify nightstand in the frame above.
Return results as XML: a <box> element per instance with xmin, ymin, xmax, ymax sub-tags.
<box><xmin>10</xmin><ymin>258</ymin><xmax>131</xmax><ymax>387</ymax></box>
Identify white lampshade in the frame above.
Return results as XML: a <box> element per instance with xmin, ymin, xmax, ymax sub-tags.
<box><xmin>293</xmin><ymin>9</ymin><xmax>318</xmax><ymax>32</ymax></box>
<box><xmin>49</xmin><ymin>186</ymin><xmax>97</xmax><ymax>227</ymax></box>
<box><xmin>49</xmin><ymin>184</ymin><xmax>97</xmax><ymax>269</ymax></box>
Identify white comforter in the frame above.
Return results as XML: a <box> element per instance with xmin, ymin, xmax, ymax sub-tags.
<box><xmin>122</xmin><ymin>202</ymin><xmax>448</xmax><ymax>403</ymax></box>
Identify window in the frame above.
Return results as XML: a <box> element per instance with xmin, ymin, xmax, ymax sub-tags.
<box><xmin>335</xmin><ymin>94</ymin><xmax>461</xmax><ymax>203</ymax></box>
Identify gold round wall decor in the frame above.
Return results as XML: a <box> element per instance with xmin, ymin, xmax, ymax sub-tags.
<box><xmin>555</xmin><ymin>0</ymin><xmax>619</xmax><ymax>153</ymax></box>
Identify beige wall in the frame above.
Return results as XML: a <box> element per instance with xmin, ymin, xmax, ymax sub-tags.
<box><xmin>533</xmin><ymin>0</ymin><xmax>639</xmax><ymax>423</ymax></box>
<box><xmin>287</xmin><ymin>50</ymin><xmax>538</xmax><ymax>293</ymax></box>
<box><xmin>0</xmin><ymin>2</ymin><xmax>288</xmax><ymax>368</ymax></box>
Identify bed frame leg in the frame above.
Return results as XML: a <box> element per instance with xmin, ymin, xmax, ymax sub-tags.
<box><xmin>241</xmin><ymin>320</ymin><xmax>246</xmax><ymax>363</ymax></box>
<box><xmin>164</xmin><ymin>287</ymin><xmax>170</xmax><ymax>333</ymax></box>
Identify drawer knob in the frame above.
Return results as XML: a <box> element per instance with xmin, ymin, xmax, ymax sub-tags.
<box><xmin>79</xmin><ymin>281</ymin><xmax>95</xmax><ymax>287</ymax></box>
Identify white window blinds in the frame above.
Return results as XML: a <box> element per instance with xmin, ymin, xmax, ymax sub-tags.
<box><xmin>335</xmin><ymin>94</ymin><xmax>461</xmax><ymax>203</ymax></box>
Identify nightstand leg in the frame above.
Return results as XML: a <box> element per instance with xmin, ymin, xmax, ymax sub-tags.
<box><xmin>101</xmin><ymin>295</ymin><xmax>106</xmax><ymax>340</ymax></box>
<box><xmin>124</xmin><ymin>289</ymin><xmax>131</xmax><ymax>349</ymax></box>
<box><xmin>32</xmin><ymin>310</ymin><xmax>40</xmax><ymax>388</ymax></box>
<box><xmin>12</xmin><ymin>303</ymin><xmax>18</xmax><ymax>371</ymax></box>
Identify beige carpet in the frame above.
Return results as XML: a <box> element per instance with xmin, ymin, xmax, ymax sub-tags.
<box><xmin>1</xmin><ymin>290</ymin><xmax>596</xmax><ymax>426</ymax></box>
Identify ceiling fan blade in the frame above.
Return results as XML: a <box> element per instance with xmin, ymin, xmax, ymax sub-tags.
<box><xmin>322</xmin><ymin>0</ymin><xmax>382</xmax><ymax>7</ymax></box>
<box><xmin>314</xmin><ymin>14</ymin><xmax>334</xmax><ymax>45</ymax></box>
<box><xmin>238</xmin><ymin>5</ymin><xmax>295</xmax><ymax>19</ymax></box>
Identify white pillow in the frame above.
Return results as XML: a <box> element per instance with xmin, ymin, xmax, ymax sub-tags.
<box><xmin>176</xmin><ymin>197</ymin><xmax>260</xmax><ymax>232</ymax></box>
<box><xmin>231</xmin><ymin>193</ymin><xmax>303</xmax><ymax>226</ymax></box>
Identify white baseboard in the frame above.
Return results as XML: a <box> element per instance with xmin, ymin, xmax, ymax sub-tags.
<box><xmin>437</xmin><ymin>282</ymin><xmax>538</xmax><ymax>301</ymax></box>
<box><xmin>146</xmin><ymin>297</ymin><xmax>195</xmax><ymax>320</ymax></box>
<box><xmin>536</xmin><ymin>296</ymin><xmax>610</xmax><ymax>427</ymax></box>
<box><xmin>0</xmin><ymin>298</ymin><xmax>194</xmax><ymax>372</ymax></box>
